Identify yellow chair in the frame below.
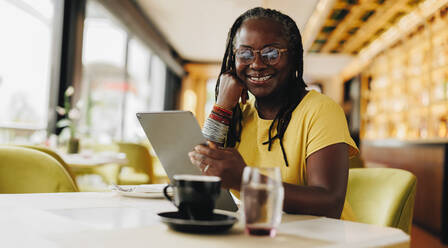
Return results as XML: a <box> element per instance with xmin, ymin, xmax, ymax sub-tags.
<box><xmin>19</xmin><ymin>145</ymin><xmax>79</xmax><ymax>191</ymax></box>
<box><xmin>0</xmin><ymin>146</ymin><xmax>78</xmax><ymax>193</ymax></box>
<box><xmin>141</xmin><ymin>141</ymin><xmax>169</xmax><ymax>184</ymax></box>
<box><xmin>78</xmin><ymin>143</ymin><xmax>122</xmax><ymax>186</ymax></box>
<box><xmin>346</xmin><ymin>168</ymin><xmax>416</xmax><ymax>234</ymax></box>
<box><xmin>117</xmin><ymin>142</ymin><xmax>154</xmax><ymax>185</ymax></box>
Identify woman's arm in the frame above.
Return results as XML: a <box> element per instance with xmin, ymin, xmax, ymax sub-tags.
<box><xmin>189</xmin><ymin>142</ymin><xmax>349</xmax><ymax>218</ymax></box>
<box><xmin>282</xmin><ymin>143</ymin><xmax>349</xmax><ymax>218</ymax></box>
<box><xmin>201</xmin><ymin>73</ymin><xmax>247</xmax><ymax>146</ymax></box>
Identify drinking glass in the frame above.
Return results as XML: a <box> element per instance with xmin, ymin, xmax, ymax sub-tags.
<box><xmin>241</xmin><ymin>166</ymin><xmax>284</xmax><ymax>237</ymax></box>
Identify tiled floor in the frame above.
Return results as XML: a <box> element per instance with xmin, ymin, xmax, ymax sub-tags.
<box><xmin>411</xmin><ymin>225</ymin><xmax>447</xmax><ymax>248</ymax></box>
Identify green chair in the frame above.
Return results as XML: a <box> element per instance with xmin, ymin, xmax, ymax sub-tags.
<box><xmin>117</xmin><ymin>142</ymin><xmax>154</xmax><ymax>185</ymax></box>
<box><xmin>346</xmin><ymin>168</ymin><xmax>417</xmax><ymax>234</ymax></box>
<box><xmin>0</xmin><ymin>146</ymin><xmax>78</xmax><ymax>193</ymax></box>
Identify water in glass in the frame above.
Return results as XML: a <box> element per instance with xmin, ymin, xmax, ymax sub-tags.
<box><xmin>241</xmin><ymin>167</ymin><xmax>284</xmax><ymax>237</ymax></box>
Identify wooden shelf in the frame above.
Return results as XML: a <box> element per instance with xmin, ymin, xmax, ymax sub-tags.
<box><xmin>361</xmin><ymin>7</ymin><xmax>448</xmax><ymax>141</ymax></box>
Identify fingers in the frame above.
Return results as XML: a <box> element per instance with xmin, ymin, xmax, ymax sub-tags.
<box><xmin>193</xmin><ymin>144</ymin><xmax>227</xmax><ymax>159</ymax></box>
<box><xmin>202</xmin><ymin>164</ymin><xmax>210</xmax><ymax>174</ymax></box>
<box><xmin>219</xmin><ymin>72</ymin><xmax>235</xmax><ymax>83</ymax></box>
<box><xmin>220</xmin><ymin>72</ymin><xmax>245</xmax><ymax>88</ymax></box>
<box><xmin>188</xmin><ymin>150</ymin><xmax>221</xmax><ymax>176</ymax></box>
<box><xmin>188</xmin><ymin>151</ymin><xmax>211</xmax><ymax>169</ymax></box>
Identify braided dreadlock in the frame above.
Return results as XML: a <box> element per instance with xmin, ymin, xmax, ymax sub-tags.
<box><xmin>216</xmin><ymin>7</ymin><xmax>307</xmax><ymax>167</ymax></box>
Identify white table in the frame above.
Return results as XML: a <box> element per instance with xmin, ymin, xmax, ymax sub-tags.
<box><xmin>0</xmin><ymin>192</ymin><xmax>409</xmax><ymax>248</ymax></box>
<box><xmin>60</xmin><ymin>152</ymin><xmax>128</xmax><ymax>168</ymax></box>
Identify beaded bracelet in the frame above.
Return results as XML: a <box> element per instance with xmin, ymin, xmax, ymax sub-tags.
<box><xmin>202</xmin><ymin>118</ymin><xmax>229</xmax><ymax>144</ymax></box>
<box><xmin>201</xmin><ymin>104</ymin><xmax>234</xmax><ymax>144</ymax></box>
<box><xmin>213</xmin><ymin>104</ymin><xmax>233</xmax><ymax>118</ymax></box>
<box><xmin>209</xmin><ymin>112</ymin><xmax>230</xmax><ymax>125</ymax></box>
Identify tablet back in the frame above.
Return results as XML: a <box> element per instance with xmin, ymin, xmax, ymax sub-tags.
<box><xmin>136</xmin><ymin>111</ymin><xmax>238</xmax><ymax>212</ymax></box>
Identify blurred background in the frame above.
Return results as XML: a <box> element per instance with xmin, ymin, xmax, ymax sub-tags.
<box><xmin>0</xmin><ymin>0</ymin><xmax>447</xmax><ymax>247</ymax></box>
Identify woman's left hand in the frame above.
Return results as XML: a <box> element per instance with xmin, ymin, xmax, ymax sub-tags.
<box><xmin>188</xmin><ymin>143</ymin><xmax>246</xmax><ymax>190</ymax></box>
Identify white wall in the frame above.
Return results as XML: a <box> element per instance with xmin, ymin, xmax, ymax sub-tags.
<box><xmin>320</xmin><ymin>76</ymin><xmax>344</xmax><ymax>104</ymax></box>
<box><xmin>303</xmin><ymin>54</ymin><xmax>351</xmax><ymax>104</ymax></box>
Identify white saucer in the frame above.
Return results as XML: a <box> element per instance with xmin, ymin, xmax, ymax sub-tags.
<box><xmin>111</xmin><ymin>184</ymin><xmax>168</xmax><ymax>199</ymax></box>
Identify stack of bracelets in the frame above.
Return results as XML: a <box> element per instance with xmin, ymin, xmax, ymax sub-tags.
<box><xmin>202</xmin><ymin>104</ymin><xmax>233</xmax><ymax>145</ymax></box>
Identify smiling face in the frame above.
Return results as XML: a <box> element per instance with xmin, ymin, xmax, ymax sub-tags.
<box><xmin>234</xmin><ymin>18</ymin><xmax>292</xmax><ymax>100</ymax></box>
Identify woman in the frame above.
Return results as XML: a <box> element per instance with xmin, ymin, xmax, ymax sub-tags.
<box><xmin>188</xmin><ymin>7</ymin><xmax>358</xmax><ymax>219</ymax></box>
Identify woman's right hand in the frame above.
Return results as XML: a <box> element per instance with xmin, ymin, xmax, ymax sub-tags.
<box><xmin>216</xmin><ymin>72</ymin><xmax>248</xmax><ymax>110</ymax></box>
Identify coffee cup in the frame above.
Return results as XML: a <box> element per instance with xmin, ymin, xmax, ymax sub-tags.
<box><xmin>163</xmin><ymin>174</ymin><xmax>221</xmax><ymax>220</ymax></box>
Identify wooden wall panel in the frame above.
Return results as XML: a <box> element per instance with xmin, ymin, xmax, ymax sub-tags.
<box><xmin>361</xmin><ymin>141</ymin><xmax>445</xmax><ymax>236</ymax></box>
<box><xmin>180</xmin><ymin>64</ymin><xmax>220</xmax><ymax>126</ymax></box>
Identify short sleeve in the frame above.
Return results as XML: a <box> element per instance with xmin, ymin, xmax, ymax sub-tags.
<box><xmin>305</xmin><ymin>99</ymin><xmax>358</xmax><ymax>158</ymax></box>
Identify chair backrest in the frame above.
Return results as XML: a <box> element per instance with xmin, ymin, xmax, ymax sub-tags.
<box><xmin>346</xmin><ymin>168</ymin><xmax>416</xmax><ymax>233</ymax></box>
<box><xmin>0</xmin><ymin>146</ymin><xmax>78</xmax><ymax>193</ymax></box>
<box><xmin>19</xmin><ymin>145</ymin><xmax>79</xmax><ymax>190</ymax></box>
<box><xmin>117</xmin><ymin>142</ymin><xmax>154</xmax><ymax>182</ymax></box>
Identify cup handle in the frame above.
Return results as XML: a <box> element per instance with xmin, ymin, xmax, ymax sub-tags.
<box><xmin>163</xmin><ymin>184</ymin><xmax>177</xmax><ymax>207</ymax></box>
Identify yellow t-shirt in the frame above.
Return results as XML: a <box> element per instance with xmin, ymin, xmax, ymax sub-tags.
<box><xmin>234</xmin><ymin>90</ymin><xmax>358</xmax><ymax>220</ymax></box>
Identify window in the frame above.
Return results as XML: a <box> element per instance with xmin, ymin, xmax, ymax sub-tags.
<box><xmin>80</xmin><ymin>0</ymin><xmax>166</xmax><ymax>143</ymax></box>
<box><xmin>0</xmin><ymin>0</ymin><xmax>60</xmax><ymax>143</ymax></box>
<box><xmin>80</xmin><ymin>1</ymin><xmax>127</xmax><ymax>143</ymax></box>
<box><xmin>123</xmin><ymin>37</ymin><xmax>152</xmax><ymax>141</ymax></box>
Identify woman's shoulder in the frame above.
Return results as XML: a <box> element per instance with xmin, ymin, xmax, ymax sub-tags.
<box><xmin>239</xmin><ymin>91</ymin><xmax>342</xmax><ymax>117</ymax></box>
<box><xmin>303</xmin><ymin>90</ymin><xmax>338</xmax><ymax>106</ymax></box>
<box><xmin>299</xmin><ymin>90</ymin><xmax>342</xmax><ymax>114</ymax></box>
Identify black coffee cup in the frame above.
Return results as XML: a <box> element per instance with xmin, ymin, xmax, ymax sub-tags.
<box><xmin>163</xmin><ymin>175</ymin><xmax>221</xmax><ymax>220</ymax></box>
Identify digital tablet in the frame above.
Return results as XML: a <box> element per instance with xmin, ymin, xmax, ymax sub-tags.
<box><xmin>136</xmin><ymin>111</ymin><xmax>238</xmax><ymax>212</ymax></box>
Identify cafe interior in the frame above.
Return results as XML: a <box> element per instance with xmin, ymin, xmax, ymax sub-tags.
<box><xmin>1</xmin><ymin>0</ymin><xmax>448</xmax><ymax>247</ymax></box>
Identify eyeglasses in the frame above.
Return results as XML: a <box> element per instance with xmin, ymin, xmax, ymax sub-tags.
<box><xmin>234</xmin><ymin>46</ymin><xmax>288</xmax><ymax>65</ymax></box>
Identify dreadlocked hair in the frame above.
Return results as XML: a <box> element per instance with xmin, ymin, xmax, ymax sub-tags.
<box><xmin>215</xmin><ymin>7</ymin><xmax>307</xmax><ymax>167</ymax></box>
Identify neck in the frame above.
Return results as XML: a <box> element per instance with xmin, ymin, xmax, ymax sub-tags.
<box><xmin>255</xmin><ymin>85</ymin><xmax>307</xmax><ymax>120</ymax></box>
<box><xmin>255</xmin><ymin>93</ymin><xmax>286</xmax><ymax>120</ymax></box>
